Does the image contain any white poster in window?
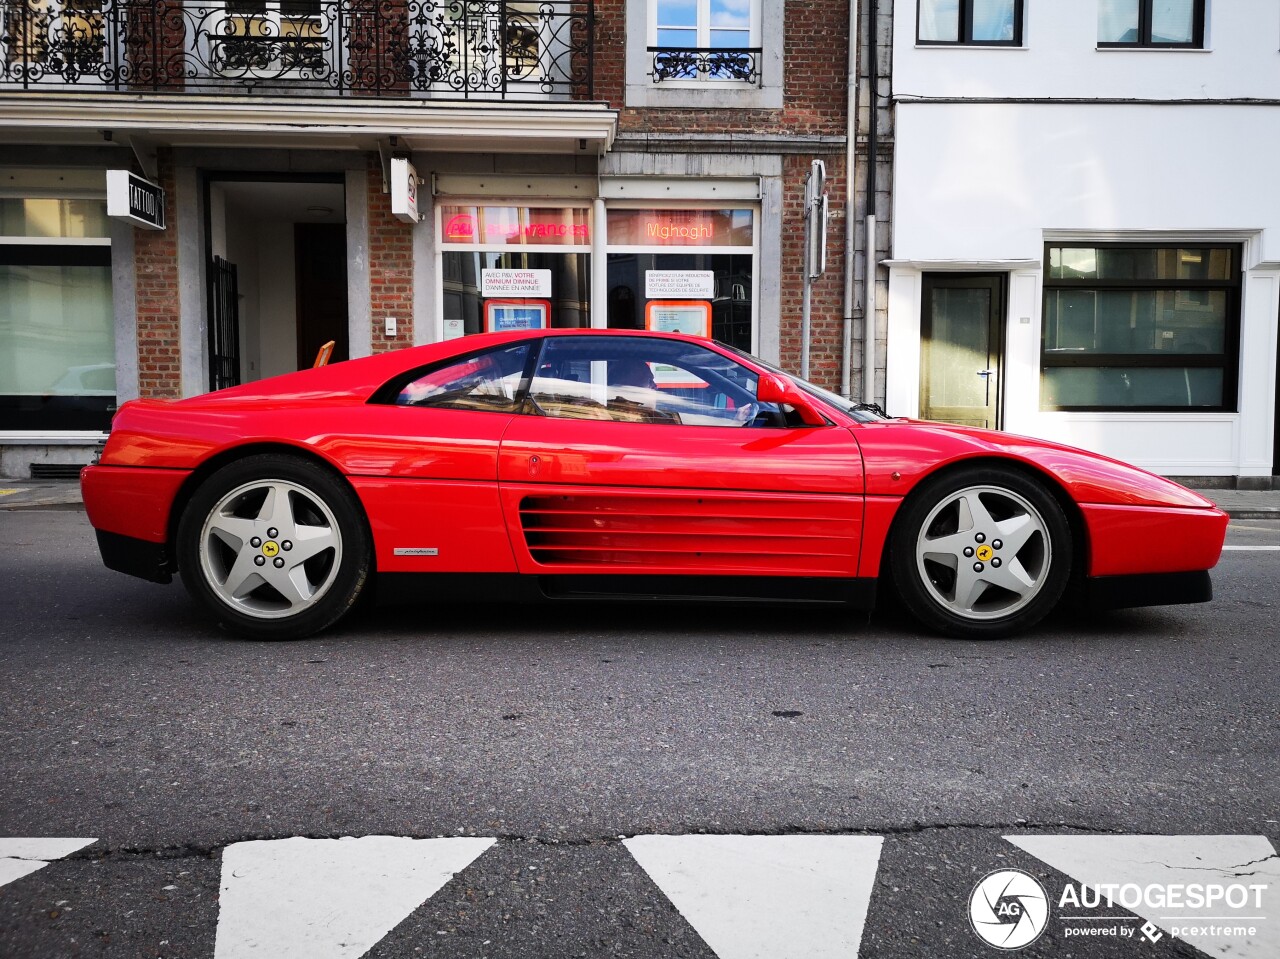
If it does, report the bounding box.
[645,270,715,299]
[443,319,466,340]
[482,269,552,297]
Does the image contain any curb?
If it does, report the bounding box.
[1221,508,1280,521]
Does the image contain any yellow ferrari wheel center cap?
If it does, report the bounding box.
[262,541,280,558]
[976,544,993,562]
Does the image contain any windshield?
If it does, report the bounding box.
[719,343,890,423]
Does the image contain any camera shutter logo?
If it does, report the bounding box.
[969,868,1050,950]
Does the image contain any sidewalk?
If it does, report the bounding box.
[3,478,1278,519]
[0,480,84,510]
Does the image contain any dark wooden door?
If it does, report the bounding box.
[294,223,349,370]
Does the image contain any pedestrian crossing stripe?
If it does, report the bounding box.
[624,834,883,959]
[1009,834,1279,959]
[3,833,1277,959]
[214,836,495,959]
[0,838,97,889]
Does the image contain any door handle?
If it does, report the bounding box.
[976,369,994,377]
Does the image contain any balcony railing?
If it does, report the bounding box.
[648,45,760,85]
[0,0,595,98]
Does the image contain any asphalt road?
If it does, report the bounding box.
[1,508,1276,959]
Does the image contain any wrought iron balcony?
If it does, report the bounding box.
[0,0,595,98]
[648,45,760,85]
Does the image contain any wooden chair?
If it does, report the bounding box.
[312,340,336,368]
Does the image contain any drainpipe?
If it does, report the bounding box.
[862,0,879,407]
[841,0,861,398]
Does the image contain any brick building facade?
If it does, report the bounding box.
[0,0,884,477]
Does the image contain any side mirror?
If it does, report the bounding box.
[756,373,827,426]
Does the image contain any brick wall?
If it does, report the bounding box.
[592,0,854,390]
[778,152,848,381]
[593,0,850,138]
[135,148,182,398]
[366,154,415,353]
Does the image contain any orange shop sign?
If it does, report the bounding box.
[441,206,590,246]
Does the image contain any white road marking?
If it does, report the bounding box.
[624,834,883,959]
[1222,545,1280,550]
[1008,834,1280,959]
[214,836,494,959]
[0,838,97,888]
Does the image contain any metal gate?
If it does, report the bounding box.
[208,255,240,391]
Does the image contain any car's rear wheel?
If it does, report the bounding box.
[176,455,370,639]
[889,467,1071,639]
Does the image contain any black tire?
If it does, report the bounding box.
[176,454,371,639]
[888,466,1072,639]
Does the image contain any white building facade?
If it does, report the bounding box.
[885,0,1280,483]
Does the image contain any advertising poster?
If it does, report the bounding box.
[645,300,712,338]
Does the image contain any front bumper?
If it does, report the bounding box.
[1085,569,1212,611]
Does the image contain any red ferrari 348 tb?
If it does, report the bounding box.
[81,329,1228,640]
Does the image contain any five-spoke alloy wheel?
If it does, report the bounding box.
[177,455,371,639]
[890,467,1072,638]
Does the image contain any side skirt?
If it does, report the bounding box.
[374,573,877,609]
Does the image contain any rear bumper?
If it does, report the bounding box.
[1085,569,1212,611]
[95,529,172,584]
[81,464,189,543]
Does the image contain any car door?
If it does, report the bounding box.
[340,341,533,574]
[497,335,865,577]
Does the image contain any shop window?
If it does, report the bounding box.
[438,204,591,339]
[1040,244,1240,411]
[606,208,755,353]
[918,0,1022,45]
[1098,0,1204,48]
[0,198,114,431]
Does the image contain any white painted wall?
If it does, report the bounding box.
[225,216,261,383]
[894,0,1280,101]
[888,101,1280,475]
[893,103,1280,266]
[256,224,297,380]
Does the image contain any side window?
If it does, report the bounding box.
[528,337,775,427]
[389,343,531,412]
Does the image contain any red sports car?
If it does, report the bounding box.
[81,329,1228,640]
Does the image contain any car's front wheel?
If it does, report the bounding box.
[889,467,1072,639]
[176,455,370,639]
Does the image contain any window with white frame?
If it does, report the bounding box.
[917,0,1022,45]
[1098,0,1204,48]
[649,0,762,83]
[205,0,330,79]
